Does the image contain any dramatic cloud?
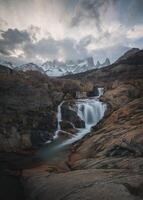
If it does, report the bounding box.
[71,0,143,29]
[71,0,115,30]
[0,0,143,64]
[0,28,31,56]
[0,28,90,62]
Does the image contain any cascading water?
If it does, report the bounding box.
[98,87,104,96]
[77,99,105,126]
[54,101,64,139]
[55,88,106,146]
[38,88,106,163]
[60,98,106,146]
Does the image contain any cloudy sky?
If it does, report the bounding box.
[0,0,143,64]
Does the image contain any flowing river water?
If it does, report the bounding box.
[36,88,106,166]
[0,92,106,168]
[0,89,106,200]
[0,88,106,200]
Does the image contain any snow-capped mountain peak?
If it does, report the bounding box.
[1,56,111,77]
[0,60,15,69]
[95,58,111,68]
[15,63,45,73]
[42,57,96,76]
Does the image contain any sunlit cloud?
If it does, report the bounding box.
[0,0,143,64]
[127,25,143,39]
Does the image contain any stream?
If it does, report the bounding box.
[0,89,106,168]
[37,88,106,166]
[0,88,106,200]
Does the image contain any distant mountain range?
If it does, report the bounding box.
[0,60,15,69]
[0,48,141,76]
[0,57,111,76]
[41,57,110,76]
[15,63,45,74]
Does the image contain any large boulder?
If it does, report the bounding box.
[60,121,74,130]
[60,121,77,135]
[61,102,85,128]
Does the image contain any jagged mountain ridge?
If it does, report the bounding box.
[1,48,142,77]
[0,60,15,69]
[95,58,110,68]
[42,57,110,76]
[0,57,110,76]
[15,63,45,73]
[16,57,110,76]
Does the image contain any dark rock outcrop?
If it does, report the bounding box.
[0,71,64,152]
[116,48,140,63]
[87,86,99,97]
[0,64,13,74]
[61,102,85,129]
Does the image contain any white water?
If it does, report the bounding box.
[54,88,106,146]
[54,101,64,139]
[60,99,106,146]
[39,88,106,163]
[98,87,104,96]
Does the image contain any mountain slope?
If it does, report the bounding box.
[15,63,45,74]
[42,57,110,76]
[0,60,15,69]
[115,48,140,63]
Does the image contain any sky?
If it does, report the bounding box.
[0,0,143,65]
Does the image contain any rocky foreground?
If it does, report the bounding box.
[21,49,143,200]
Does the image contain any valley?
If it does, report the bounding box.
[0,48,143,200]
[0,0,143,199]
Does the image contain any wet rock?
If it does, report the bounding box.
[60,121,74,130]
[87,86,99,97]
[61,102,85,128]
[60,122,77,133]
[31,130,54,146]
[58,130,74,139]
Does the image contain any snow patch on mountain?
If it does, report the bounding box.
[0,60,15,69]
[15,63,45,73]
[95,58,110,68]
[42,57,98,76]
[0,57,111,77]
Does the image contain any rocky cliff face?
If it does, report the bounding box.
[0,68,84,152]
[0,69,65,152]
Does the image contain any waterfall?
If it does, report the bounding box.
[54,101,64,139]
[60,98,106,145]
[77,99,105,127]
[98,87,104,97]
[53,88,106,146]
[42,87,106,162]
